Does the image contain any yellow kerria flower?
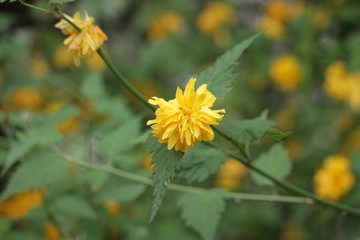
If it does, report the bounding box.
[197,1,235,35]
[313,155,354,201]
[42,222,61,240]
[216,158,247,191]
[269,54,302,90]
[147,11,183,42]
[147,77,225,152]
[323,61,349,101]
[0,189,43,219]
[55,11,107,66]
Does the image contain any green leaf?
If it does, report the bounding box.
[50,0,75,4]
[149,137,183,222]
[195,32,262,98]
[0,217,11,238]
[1,151,68,199]
[250,144,292,186]
[80,72,106,100]
[267,129,292,141]
[178,188,227,240]
[230,112,276,144]
[94,183,146,202]
[28,125,62,145]
[81,169,109,189]
[177,145,227,183]
[3,137,35,175]
[96,117,141,159]
[51,195,96,219]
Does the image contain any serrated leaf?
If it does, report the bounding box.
[96,118,141,158]
[250,144,292,186]
[178,188,227,240]
[50,0,74,4]
[94,183,146,202]
[1,151,68,199]
[177,145,227,183]
[149,137,183,222]
[195,32,262,98]
[231,118,275,145]
[51,195,96,219]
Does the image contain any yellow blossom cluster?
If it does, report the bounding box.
[0,190,43,219]
[269,54,302,91]
[147,11,183,42]
[2,87,42,111]
[216,158,247,191]
[147,78,225,152]
[257,0,304,39]
[313,155,354,201]
[55,12,107,66]
[324,61,360,111]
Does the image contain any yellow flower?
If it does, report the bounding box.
[269,55,302,90]
[103,201,121,217]
[53,45,73,69]
[147,11,183,42]
[347,72,360,111]
[313,155,354,201]
[323,61,349,101]
[55,12,107,66]
[42,222,61,240]
[256,16,285,39]
[85,53,106,71]
[29,57,50,78]
[197,2,235,35]
[216,158,246,191]
[266,0,291,22]
[147,78,225,152]
[4,87,42,111]
[0,190,43,219]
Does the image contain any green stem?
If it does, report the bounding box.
[19,1,51,14]
[52,146,311,204]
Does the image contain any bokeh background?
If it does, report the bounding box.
[1,0,360,239]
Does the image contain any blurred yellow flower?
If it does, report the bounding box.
[269,55,302,90]
[313,155,354,201]
[311,7,331,30]
[0,190,43,219]
[323,61,349,101]
[4,87,42,111]
[55,12,107,66]
[85,53,106,71]
[103,201,121,217]
[216,158,247,191]
[42,222,61,240]
[197,2,235,35]
[141,155,153,171]
[266,0,291,22]
[147,11,183,42]
[347,72,360,111]
[257,16,284,39]
[44,102,80,133]
[53,45,73,69]
[147,77,225,152]
[29,57,50,78]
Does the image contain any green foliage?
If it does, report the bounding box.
[195,31,263,98]
[250,144,292,186]
[80,72,106,100]
[149,137,183,222]
[0,218,11,239]
[178,188,227,240]
[177,145,227,183]
[266,129,292,141]
[4,136,34,174]
[96,117,141,158]
[94,182,146,202]
[51,195,97,219]
[230,112,276,145]
[49,0,75,4]
[1,150,68,199]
